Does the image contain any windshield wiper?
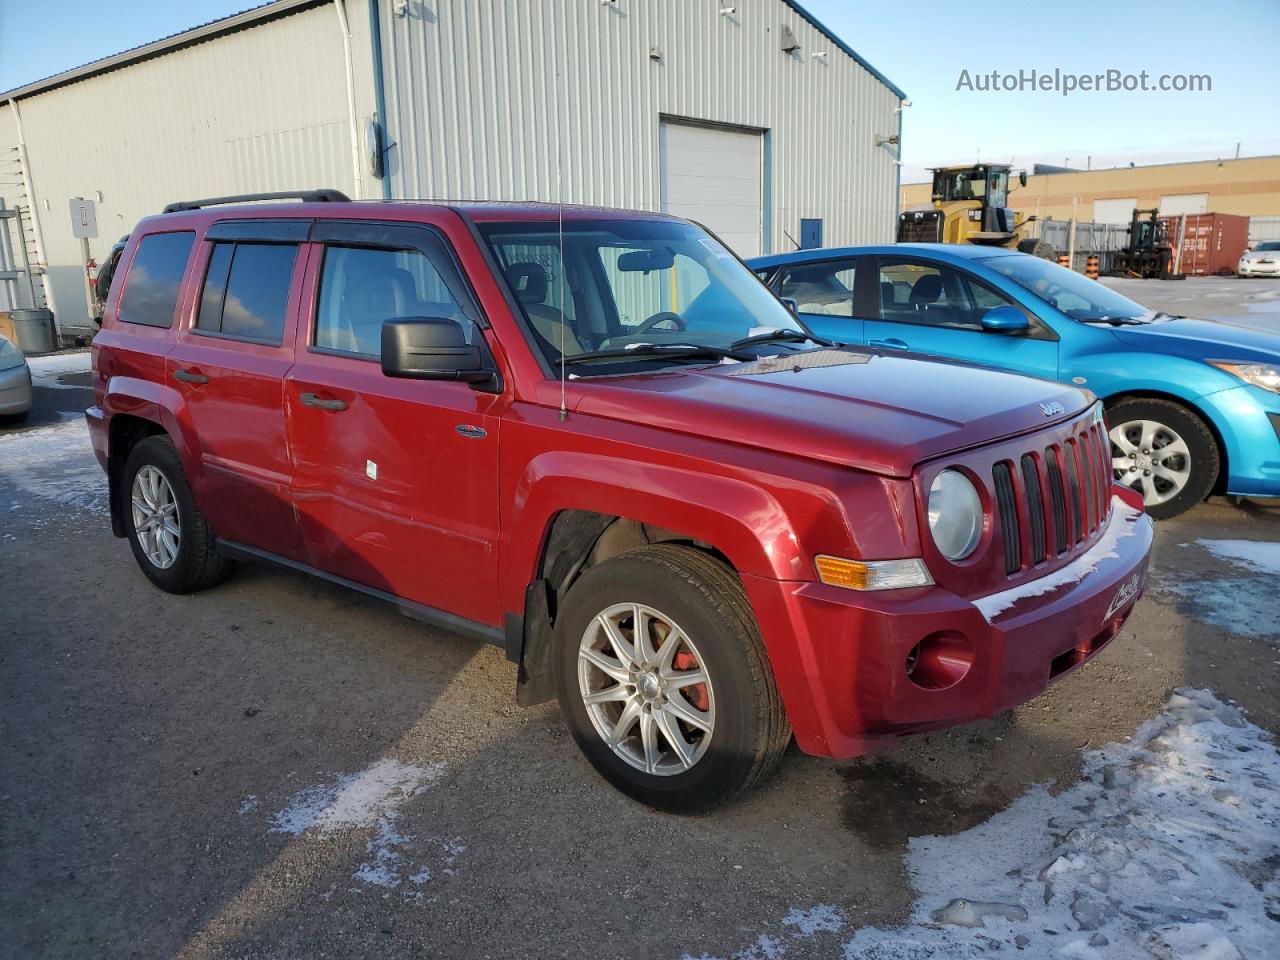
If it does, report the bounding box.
[1077,315,1148,326]
[563,343,753,365]
[730,329,834,349]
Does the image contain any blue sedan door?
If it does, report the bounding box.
[774,257,867,344]
[864,256,1059,379]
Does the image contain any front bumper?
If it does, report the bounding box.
[1239,261,1280,276]
[0,363,33,415]
[1198,384,1280,497]
[744,493,1153,759]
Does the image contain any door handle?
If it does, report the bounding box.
[300,391,348,411]
[869,337,908,350]
[173,368,208,384]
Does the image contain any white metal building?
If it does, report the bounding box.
[1,0,905,339]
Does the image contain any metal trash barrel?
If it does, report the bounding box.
[10,308,55,354]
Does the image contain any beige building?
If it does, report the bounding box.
[900,155,1280,223]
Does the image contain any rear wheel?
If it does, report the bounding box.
[1106,398,1218,519]
[554,544,790,812]
[123,436,231,593]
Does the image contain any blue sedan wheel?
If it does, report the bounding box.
[1106,398,1220,519]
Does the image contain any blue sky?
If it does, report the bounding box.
[3,0,1277,183]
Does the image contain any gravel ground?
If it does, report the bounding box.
[2,345,1277,959]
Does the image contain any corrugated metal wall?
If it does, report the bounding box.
[377,0,901,254]
[0,3,370,332]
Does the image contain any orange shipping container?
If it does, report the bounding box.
[1162,213,1251,276]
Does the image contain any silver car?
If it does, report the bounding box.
[0,334,33,422]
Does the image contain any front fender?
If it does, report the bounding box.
[501,450,805,613]
[1063,351,1238,404]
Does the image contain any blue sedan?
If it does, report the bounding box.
[748,244,1280,518]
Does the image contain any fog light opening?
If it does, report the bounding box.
[905,631,974,691]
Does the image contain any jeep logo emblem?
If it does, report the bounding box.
[1040,401,1065,417]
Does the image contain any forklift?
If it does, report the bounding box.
[1110,208,1182,279]
[897,163,1056,259]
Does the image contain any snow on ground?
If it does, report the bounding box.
[1154,541,1280,642]
[1196,540,1280,577]
[261,758,462,899]
[0,417,106,516]
[683,689,1279,960]
[25,349,92,387]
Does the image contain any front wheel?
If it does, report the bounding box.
[1106,398,1219,519]
[554,544,790,812]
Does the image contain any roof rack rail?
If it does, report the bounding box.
[162,189,351,214]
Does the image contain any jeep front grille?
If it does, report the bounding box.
[991,421,1113,575]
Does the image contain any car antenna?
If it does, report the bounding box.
[556,64,568,422]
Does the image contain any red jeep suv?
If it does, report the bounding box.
[87,191,1153,811]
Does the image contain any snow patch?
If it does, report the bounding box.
[0,418,106,514]
[688,689,1279,960]
[270,758,443,835]
[974,498,1143,621]
[25,350,91,378]
[1197,539,1280,577]
[782,904,846,937]
[266,758,461,898]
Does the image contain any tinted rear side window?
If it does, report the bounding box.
[118,232,195,328]
[314,245,470,357]
[196,243,297,345]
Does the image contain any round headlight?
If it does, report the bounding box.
[928,469,983,561]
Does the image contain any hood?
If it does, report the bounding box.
[1112,316,1280,363]
[568,349,1091,477]
[1241,249,1280,261]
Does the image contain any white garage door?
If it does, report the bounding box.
[1093,198,1138,224]
[1160,193,1209,216]
[659,122,763,258]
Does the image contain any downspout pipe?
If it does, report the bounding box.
[893,101,904,240]
[368,0,392,199]
[333,0,363,199]
[7,98,59,338]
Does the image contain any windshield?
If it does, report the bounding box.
[1255,241,1280,252]
[977,253,1156,322]
[480,219,804,371]
[932,168,987,202]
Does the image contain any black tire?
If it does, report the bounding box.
[1105,398,1219,520]
[554,544,790,812]
[1017,238,1056,260]
[123,436,231,593]
[0,410,30,427]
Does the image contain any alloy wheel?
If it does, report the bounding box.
[1109,418,1192,507]
[131,465,182,569]
[577,602,715,776]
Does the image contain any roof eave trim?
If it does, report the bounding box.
[782,0,907,100]
[0,0,326,104]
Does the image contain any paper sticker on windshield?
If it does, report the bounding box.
[698,237,733,259]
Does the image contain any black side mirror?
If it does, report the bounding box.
[1019,171,1028,188]
[381,317,493,385]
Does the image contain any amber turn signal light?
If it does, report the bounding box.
[814,555,933,591]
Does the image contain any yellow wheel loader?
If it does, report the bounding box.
[897,163,1056,259]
